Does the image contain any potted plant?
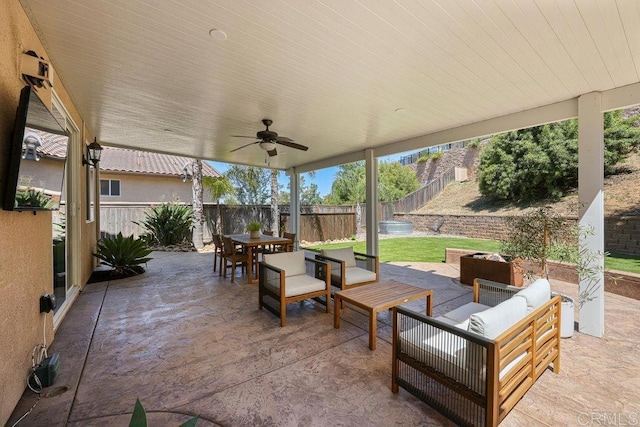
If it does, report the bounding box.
[247,221,262,239]
[500,206,604,338]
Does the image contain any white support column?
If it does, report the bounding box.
[365,149,379,256]
[578,92,605,338]
[287,168,300,250]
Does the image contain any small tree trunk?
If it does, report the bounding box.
[216,200,223,234]
[192,160,204,249]
[270,169,279,233]
[355,200,362,236]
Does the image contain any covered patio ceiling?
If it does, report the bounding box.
[20,0,640,170]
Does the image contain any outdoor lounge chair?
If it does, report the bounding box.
[258,250,331,326]
[315,247,379,292]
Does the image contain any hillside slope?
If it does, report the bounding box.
[415,151,640,217]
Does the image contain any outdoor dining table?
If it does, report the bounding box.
[226,233,293,284]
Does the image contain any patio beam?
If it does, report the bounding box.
[578,92,605,338]
[287,167,300,250]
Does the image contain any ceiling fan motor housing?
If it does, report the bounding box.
[256,129,278,141]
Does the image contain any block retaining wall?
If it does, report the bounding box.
[395,213,640,257]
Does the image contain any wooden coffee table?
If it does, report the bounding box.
[334,280,433,350]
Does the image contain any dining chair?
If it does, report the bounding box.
[222,236,249,283]
[212,234,224,274]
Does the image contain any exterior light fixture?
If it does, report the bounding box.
[83,137,102,166]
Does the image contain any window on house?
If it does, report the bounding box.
[100,179,121,196]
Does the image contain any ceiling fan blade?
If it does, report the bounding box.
[229,141,258,153]
[276,139,308,151]
[230,135,258,139]
[276,136,294,142]
[267,148,278,157]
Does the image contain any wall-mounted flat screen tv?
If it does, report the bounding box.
[3,86,69,211]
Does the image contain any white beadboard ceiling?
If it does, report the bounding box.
[19,0,640,170]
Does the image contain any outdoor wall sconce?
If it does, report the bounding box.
[82,138,103,166]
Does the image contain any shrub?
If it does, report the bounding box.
[94,232,152,275]
[430,151,443,161]
[135,203,193,246]
[15,189,51,208]
[417,154,429,163]
[466,139,480,148]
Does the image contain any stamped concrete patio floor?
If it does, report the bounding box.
[9,251,640,426]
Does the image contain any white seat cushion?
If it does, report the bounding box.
[322,247,356,268]
[332,266,376,285]
[468,297,528,339]
[263,251,306,277]
[285,274,327,297]
[442,302,491,324]
[514,278,550,312]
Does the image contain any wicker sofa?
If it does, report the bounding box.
[392,278,561,427]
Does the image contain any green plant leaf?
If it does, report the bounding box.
[179,417,199,427]
[129,398,147,427]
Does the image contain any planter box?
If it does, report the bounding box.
[459,253,523,287]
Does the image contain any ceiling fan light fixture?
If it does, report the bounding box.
[259,141,277,151]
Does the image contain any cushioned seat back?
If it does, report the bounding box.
[468,297,528,339]
[321,247,356,268]
[514,278,551,311]
[263,251,306,277]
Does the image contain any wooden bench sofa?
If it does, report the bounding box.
[392,278,561,426]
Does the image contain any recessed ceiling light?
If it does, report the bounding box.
[395,108,406,113]
[209,29,227,41]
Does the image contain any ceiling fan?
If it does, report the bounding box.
[230,119,308,157]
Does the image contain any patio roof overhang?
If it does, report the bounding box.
[19,0,640,170]
[19,1,640,338]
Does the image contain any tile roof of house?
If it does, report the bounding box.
[26,128,68,160]
[99,146,221,178]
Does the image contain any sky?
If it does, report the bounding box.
[208,152,409,198]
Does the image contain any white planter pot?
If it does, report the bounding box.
[249,230,260,239]
[560,295,575,338]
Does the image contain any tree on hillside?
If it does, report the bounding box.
[325,162,366,205]
[225,165,270,204]
[478,110,640,202]
[203,175,235,234]
[324,161,419,204]
[378,161,420,202]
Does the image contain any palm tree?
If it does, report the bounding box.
[203,175,235,234]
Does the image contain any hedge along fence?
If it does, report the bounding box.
[395,213,640,257]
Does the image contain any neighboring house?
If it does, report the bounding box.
[16,127,68,208]
[99,147,220,203]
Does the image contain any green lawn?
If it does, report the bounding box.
[304,237,640,274]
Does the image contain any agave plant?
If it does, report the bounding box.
[94,232,153,275]
[15,188,52,208]
[134,203,193,246]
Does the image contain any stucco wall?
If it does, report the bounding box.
[100,172,214,203]
[0,1,97,423]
